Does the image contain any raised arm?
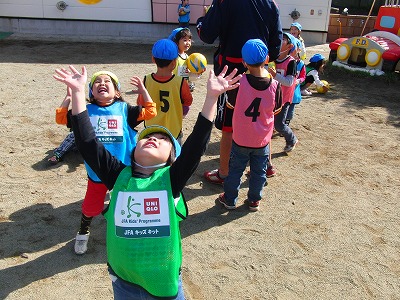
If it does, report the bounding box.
[170,66,242,197]
[130,75,156,121]
[53,65,88,115]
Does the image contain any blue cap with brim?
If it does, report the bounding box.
[283,32,297,46]
[283,32,297,53]
[168,27,185,41]
[138,125,181,157]
[241,39,268,65]
[310,53,326,63]
[152,39,178,60]
[291,22,302,31]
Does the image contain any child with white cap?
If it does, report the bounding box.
[137,39,193,144]
[218,39,282,212]
[53,63,241,300]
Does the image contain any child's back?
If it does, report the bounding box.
[220,39,282,212]
[233,73,280,148]
[138,39,193,140]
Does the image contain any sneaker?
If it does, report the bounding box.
[247,200,260,212]
[301,89,312,96]
[204,169,224,185]
[283,139,299,153]
[217,193,236,210]
[74,232,90,255]
[266,165,276,178]
[47,153,61,165]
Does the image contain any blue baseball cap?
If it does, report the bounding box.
[138,125,181,157]
[152,39,178,60]
[291,22,302,31]
[241,39,269,65]
[310,53,326,63]
[168,27,185,41]
[283,32,297,53]
[283,32,296,46]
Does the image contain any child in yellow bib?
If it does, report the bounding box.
[137,39,193,144]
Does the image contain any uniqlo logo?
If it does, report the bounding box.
[144,198,160,215]
[108,119,118,129]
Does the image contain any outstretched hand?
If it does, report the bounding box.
[53,65,87,92]
[53,65,88,115]
[206,65,242,98]
[201,65,242,121]
[129,76,146,94]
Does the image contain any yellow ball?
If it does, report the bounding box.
[78,0,102,5]
[316,80,330,94]
[187,53,207,74]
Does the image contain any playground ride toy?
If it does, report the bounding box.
[329,0,400,75]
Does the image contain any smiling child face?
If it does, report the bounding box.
[91,74,119,106]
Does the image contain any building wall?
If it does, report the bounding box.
[327,14,376,42]
[0,0,332,45]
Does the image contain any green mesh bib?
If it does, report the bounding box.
[105,167,187,297]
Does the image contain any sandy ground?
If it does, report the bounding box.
[0,36,399,300]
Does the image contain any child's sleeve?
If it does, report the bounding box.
[310,70,324,87]
[170,113,213,198]
[298,64,306,84]
[136,76,147,106]
[275,60,296,87]
[300,39,307,61]
[181,79,193,107]
[72,110,125,190]
[273,83,283,115]
[137,102,157,121]
[55,107,69,125]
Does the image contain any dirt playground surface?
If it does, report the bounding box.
[0,37,399,299]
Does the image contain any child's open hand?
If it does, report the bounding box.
[201,66,242,121]
[206,65,242,98]
[53,65,87,92]
[129,76,146,94]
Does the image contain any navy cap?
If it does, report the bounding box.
[241,39,268,65]
[310,53,326,63]
[152,39,178,60]
[291,22,302,31]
